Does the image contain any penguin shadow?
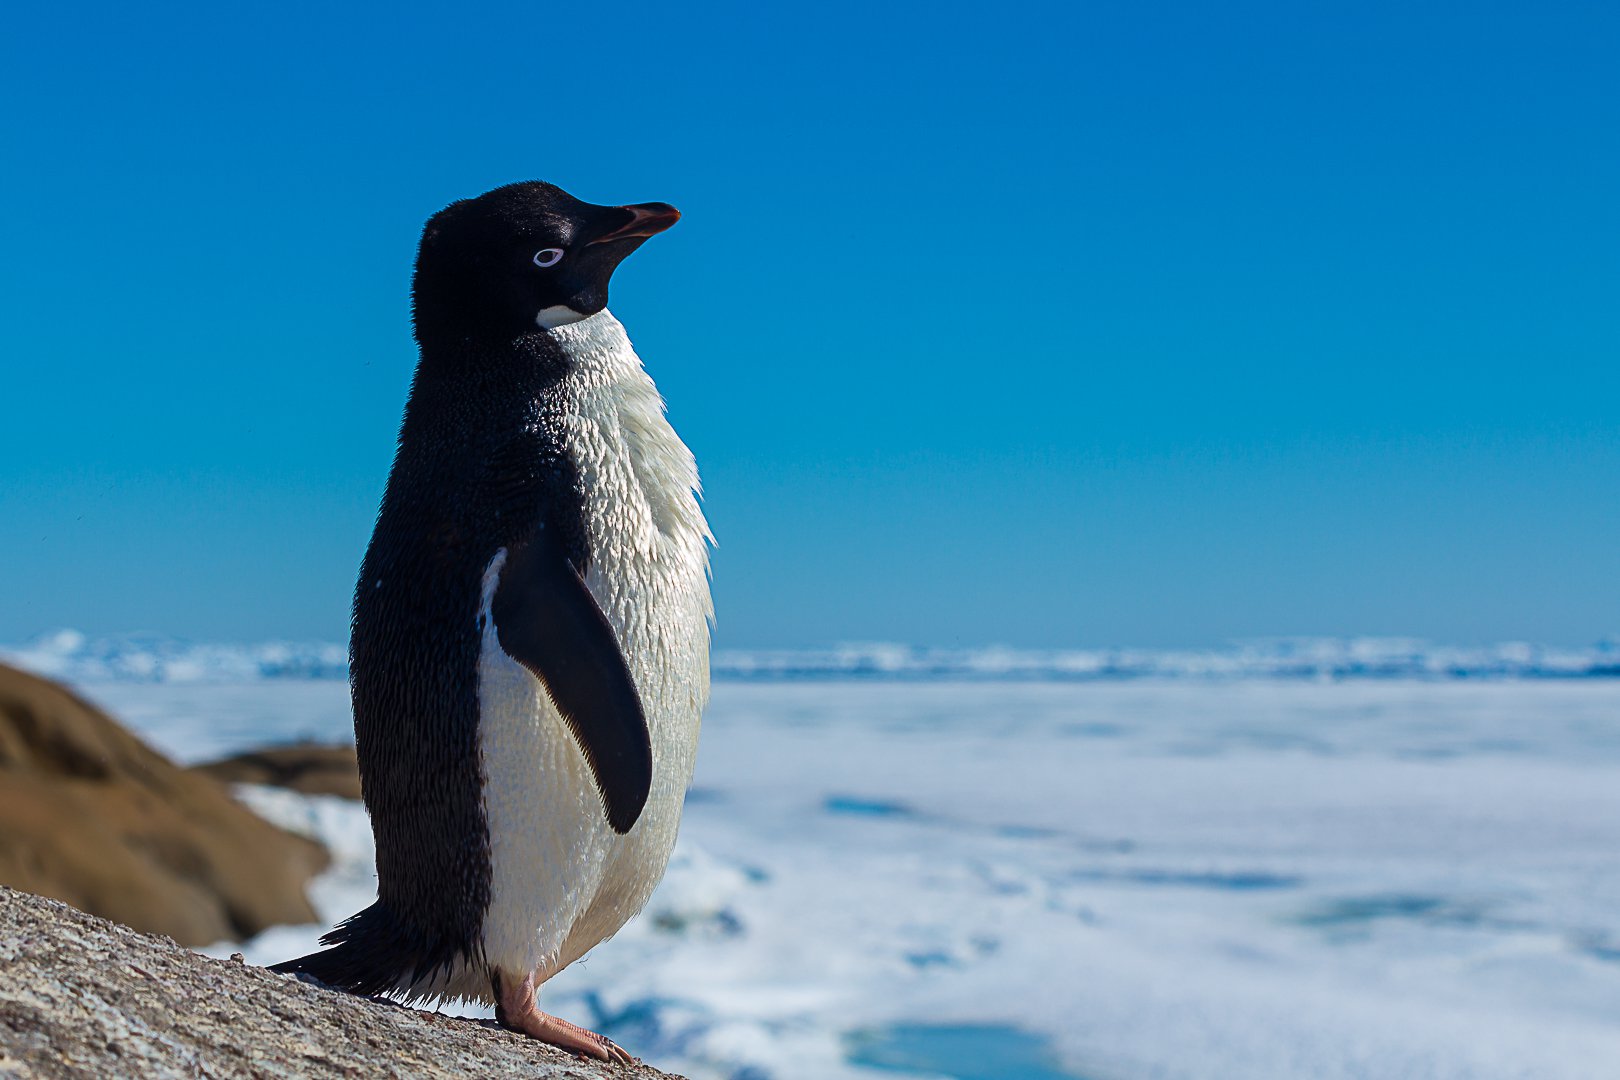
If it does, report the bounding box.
[285,970,651,1065]
[283,969,470,1023]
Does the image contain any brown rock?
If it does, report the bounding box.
[0,664,329,947]
[192,742,362,800]
[0,886,686,1080]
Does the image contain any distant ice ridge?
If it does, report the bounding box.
[719,638,1620,680]
[3,629,348,684]
[5,628,1618,684]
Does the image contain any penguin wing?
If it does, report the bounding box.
[491,526,652,834]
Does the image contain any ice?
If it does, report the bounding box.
[2,630,347,684]
[9,630,1620,685]
[56,676,1620,1079]
[71,680,356,764]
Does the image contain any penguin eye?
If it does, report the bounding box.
[533,248,565,268]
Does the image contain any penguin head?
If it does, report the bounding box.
[412,181,679,343]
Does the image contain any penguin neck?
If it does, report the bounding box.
[411,308,637,382]
[543,309,645,382]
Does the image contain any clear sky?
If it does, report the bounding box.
[2,1,1616,648]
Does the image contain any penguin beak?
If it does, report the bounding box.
[589,203,681,246]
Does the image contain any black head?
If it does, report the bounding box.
[411,181,679,345]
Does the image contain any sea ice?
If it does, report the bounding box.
[65,677,1620,1080]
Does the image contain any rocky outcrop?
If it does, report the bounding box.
[0,886,683,1079]
[191,743,362,800]
[0,664,329,946]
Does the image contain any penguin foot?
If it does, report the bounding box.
[495,971,633,1065]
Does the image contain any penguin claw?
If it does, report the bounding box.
[495,971,636,1065]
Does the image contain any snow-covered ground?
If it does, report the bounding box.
[51,674,1620,1080]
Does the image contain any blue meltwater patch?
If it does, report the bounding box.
[844,1023,1092,1080]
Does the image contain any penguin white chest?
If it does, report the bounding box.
[475,309,713,985]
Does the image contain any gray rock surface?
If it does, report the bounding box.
[0,887,684,1080]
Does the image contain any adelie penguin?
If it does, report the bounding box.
[273,181,713,1062]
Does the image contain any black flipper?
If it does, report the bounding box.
[492,525,652,834]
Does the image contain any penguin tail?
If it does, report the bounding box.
[270,901,472,1001]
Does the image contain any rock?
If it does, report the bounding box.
[192,743,362,800]
[0,664,329,946]
[0,886,684,1080]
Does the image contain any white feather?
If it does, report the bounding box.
[535,304,588,329]
[476,308,713,989]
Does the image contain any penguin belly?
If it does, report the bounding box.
[475,308,713,987]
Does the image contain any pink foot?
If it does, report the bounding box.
[494,970,633,1065]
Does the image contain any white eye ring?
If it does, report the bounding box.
[533,248,565,268]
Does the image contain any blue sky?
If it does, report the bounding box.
[2,1,1616,647]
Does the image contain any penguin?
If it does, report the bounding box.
[273,181,713,1063]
